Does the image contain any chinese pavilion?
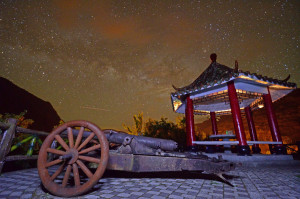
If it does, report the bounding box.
[171,53,297,155]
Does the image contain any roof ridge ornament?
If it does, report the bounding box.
[210,53,217,63]
[172,84,180,91]
[282,74,290,82]
[234,60,239,73]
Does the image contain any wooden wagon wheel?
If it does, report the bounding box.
[38,120,109,197]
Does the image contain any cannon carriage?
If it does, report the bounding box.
[38,120,235,197]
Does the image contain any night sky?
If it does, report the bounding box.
[1,1,299,130]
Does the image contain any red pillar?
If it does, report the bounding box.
[244,106,261,154]
[263,87,286,154]
[227,81,250,155]
[185,95,196,151]
[210,112,218,135]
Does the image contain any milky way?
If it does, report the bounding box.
[1,0,299,130]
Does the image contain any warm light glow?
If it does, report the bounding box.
[269,84,293,89]
[216,109,232,113]
[255,80,270,85]
[173,99,182,112]
[194,110,210,115]
[238,75,269,85]
[238,75,253,80]
[258,104,264,108]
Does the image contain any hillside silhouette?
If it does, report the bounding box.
[0,77,61,132]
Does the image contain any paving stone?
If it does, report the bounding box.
[24,188,36,192]
[20,195,33,199]
[111,197,122,199]
[100,189,113,194]
[160,189,173,194]
[187,191,198,196]
[131,191,144,196]
[84,195,101,199]
[0,190,13,195]
[141,193,155,198]
[175,189,186,194]
[195,196,209,199]
[129,187,142,191]
[169,195,184,199]
[10,191,23,197]
[101,193,115,198]
[151,195,167,199]
[158,192,169,197]
[147,190,160,195]
[211,196,222,199]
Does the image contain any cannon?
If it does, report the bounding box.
[38,120,235,197]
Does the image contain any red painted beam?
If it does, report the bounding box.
[227,81,248,146]
[245,106,258,143]
[210,112,218,135]
[245,106,261,153]
[185,95,196,148]
[263,88,283,145]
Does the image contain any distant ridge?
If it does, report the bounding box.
[0,77,61,132]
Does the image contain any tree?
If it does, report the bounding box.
[144,117,186,148]
[124,112,187,148]
[123,112,144,136]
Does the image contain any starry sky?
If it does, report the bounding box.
[1,0,299,130]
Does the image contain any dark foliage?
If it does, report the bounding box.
[144,117,186,148]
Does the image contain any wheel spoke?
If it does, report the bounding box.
[76,160,93,178]
[90,140,99,144]
[50,162,66,180]
[45,159,63,168]
[79,144,101,155]
[74,127,84,149]
[77,132,95,151]
[72,163,80,186]
[55,135,70,151]
[47,148,66,155]
[78,155,100,163]
[67,127,74,148]
[62,165,72,187]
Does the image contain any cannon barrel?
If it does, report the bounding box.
[103,129,178,151]
[61,128,178,152]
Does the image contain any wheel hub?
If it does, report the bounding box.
[60,148,79,164]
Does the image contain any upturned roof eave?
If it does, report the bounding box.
[171,72,296,114]
[172,72,297,98]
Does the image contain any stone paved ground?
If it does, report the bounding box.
[0,165,299,199]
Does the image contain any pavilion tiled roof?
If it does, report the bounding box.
[172,61,296,97]
[171,60,297,115]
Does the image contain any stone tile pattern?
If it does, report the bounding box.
[0,166,299,199]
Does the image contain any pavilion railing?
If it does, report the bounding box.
[0,118,49,174]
